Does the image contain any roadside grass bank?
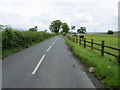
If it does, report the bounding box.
[2,28,58,59]
[64,36,119,89]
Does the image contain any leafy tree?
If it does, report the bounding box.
[61,23,70,33]
[49,20,62,33]
[107,30,114,34]
[44,29,47,32]
[77,27,86,34]
[34,26,38,31]
[29,26,37,31]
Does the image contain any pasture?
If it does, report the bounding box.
[68,33,119,63]
[84,34,119,63]
[84,34,119,48]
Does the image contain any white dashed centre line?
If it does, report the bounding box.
[55,38,58,42]
[32,55,45,74]
[47,46,52,51]
[32,36,59,74]
[52,42,55,44]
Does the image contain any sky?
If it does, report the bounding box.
[0,0,119,32]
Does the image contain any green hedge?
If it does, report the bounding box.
[2,28,57,58]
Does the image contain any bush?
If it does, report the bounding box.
[107,30,114,34]
[2,28,57,58]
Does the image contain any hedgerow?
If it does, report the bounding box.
[2,28,57,58]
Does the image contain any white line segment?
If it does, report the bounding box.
[52,42,55,44]
[32,55,45,74]
[55,38,58,42]
[47,46,52,51]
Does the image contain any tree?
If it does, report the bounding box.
[61,23,70,33]
[44,29,47,32]
[29,26,37,31]
[77,27,86,34]
[34,26,38,31]
[49,20,62,33]
[29,28,36,31]
[107,30,114,34]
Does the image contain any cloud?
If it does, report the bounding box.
[74,13,93,23]
[0,0,119,32]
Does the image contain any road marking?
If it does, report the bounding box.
[32,55,45,74]
[47,46,52,51]
[52,42,55,44]
[55,38,58,42]
[54,37,59,42]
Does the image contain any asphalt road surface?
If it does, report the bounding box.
[2,35,100,88]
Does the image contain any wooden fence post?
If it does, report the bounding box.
[71,36,72,42]
[101,41,104,56]
[72,36,74,42]
[70,36,72,41]
[79,38,81,45]
[118,50,120,65]
[84,38,86,48]
[73,36,75,42]
[76,36,77,43]
[71,36,73,42]
[73,36,74,42]
[74,36,76,43]
[69,36,70,40]
[91,39,94,50]
[74,36,75,43]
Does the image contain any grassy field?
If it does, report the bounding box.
[68,34,119,63]
[64,36,119,89]
[85,34,119,48]
[85,34,119,63]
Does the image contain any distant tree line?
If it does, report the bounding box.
[48,20,116,35]
[16,20,114,35]
[49,20,87,34]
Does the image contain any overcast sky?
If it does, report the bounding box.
[0,0,119,32]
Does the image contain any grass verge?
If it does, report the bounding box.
[64,36,119,89]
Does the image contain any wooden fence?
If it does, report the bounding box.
[66,35,120,60]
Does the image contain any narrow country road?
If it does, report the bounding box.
[3,35,97,88]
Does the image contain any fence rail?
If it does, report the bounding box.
[67,35,120,59]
